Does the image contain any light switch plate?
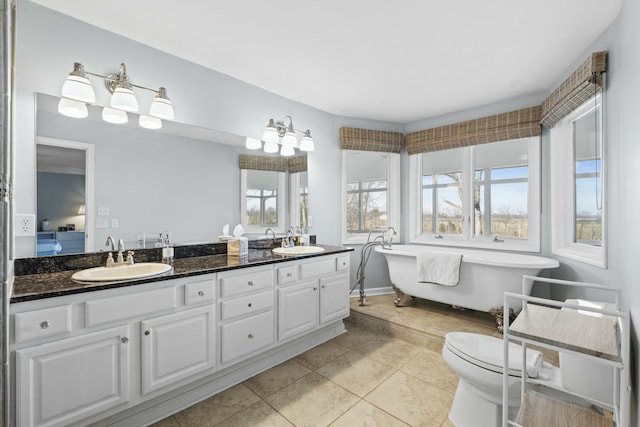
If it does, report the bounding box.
[97,206,110,216]
[96,219,109,229]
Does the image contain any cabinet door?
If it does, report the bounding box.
[278,281,319,342]
[141,305,215,396]
[16,325,131,427]
[320,275,350,325]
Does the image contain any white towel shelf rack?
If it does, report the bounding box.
[502,275,630,427]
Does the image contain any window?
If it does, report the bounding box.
[290,171,309,230]
[343,150,400,244]
[241,169,286,233]
[551,96,605,266]
[410,137,540,251]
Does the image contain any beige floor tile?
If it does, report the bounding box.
[213,400,294,427]
[294,339,350,370]
[173,384,261,427]
[440,416,456,427]
[401,349,459,394]
[148,416,180,427]
[243,359,311,399]
[316,349,397,397]
[265,372,359,426]
[329,400,410,427]
[366,371,454,427]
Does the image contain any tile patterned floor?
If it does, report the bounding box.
[151,295,508,427]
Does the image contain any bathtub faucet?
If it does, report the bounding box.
[382,227,397,249]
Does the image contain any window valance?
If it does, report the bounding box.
[239,154,288,172]
[405,106,541,155]
[540,51,606,128]
[340,127,403,153]
[288,155,307,174]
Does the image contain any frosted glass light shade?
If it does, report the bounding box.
[245,137,262,150]
[58,98,88,118]
[102,107,128,124]
[111,87,139,112]
[61,75,96,103]
[262,120,279,144]
[299,131,315,151]
[149,96,174,120]
[281,130,298,147]
[263,141,279,154]
[139,114,162,129]
[280,145,295,156]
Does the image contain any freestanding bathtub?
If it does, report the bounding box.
[374,245,559,312]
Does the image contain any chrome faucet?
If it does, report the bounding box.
[383,227,397,249]
[283,227,296,248]
[105,236,134,267]
[265,228,276,244]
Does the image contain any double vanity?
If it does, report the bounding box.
[10,243,353,427]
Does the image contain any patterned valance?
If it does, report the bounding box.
[239,154,288,172]
[541,51,607,128]
[340,127,403,153]
[288,155,307,174]
[405,106,542,155]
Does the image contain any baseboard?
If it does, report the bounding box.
[349,286,394,298]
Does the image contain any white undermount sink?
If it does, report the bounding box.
[71,262,172,282]
[272,246,325,256]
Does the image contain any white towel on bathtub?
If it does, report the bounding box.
[416,252,462,287]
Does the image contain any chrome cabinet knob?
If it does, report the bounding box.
[248,281,254,286]
[248,303,252,307]
[39,321,50,330]
[248,333,254,339]
[313,287,317,291]
[121,337,129,344]
[144,330,150,336]
[198,290,205,296]
[286,273,292,277]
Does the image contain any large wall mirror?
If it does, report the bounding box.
[33,93,309,257]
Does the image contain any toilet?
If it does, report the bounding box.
[442,300,615,427]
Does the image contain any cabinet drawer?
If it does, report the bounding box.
[219,268,273,298]
[14,305,72,344]
[220,290,273,321]
[336,255,350,271]
[85,286,177,327]
[220,311,274,365]
[299,258,335,279]
[185,279,215,306]
[277,265,298,285]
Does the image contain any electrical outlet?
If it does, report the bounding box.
[15,214,36,237]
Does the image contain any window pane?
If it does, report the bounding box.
[474,139,529,238]
[574,107,602,246]
[422,148,463,236]
[346,151,388,235]
[245,169,280,228]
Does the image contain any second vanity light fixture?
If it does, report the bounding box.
[245,115,315,156]
[58,62,175,129]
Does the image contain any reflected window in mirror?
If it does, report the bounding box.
[290,171,309,229]
[241,169,286,233]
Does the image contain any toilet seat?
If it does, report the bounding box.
[444,332,543,378]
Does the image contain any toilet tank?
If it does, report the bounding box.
[559,299,615,405]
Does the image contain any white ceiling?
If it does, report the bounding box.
[32,0,622,123]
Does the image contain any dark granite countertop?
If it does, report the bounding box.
[11,245,353,304]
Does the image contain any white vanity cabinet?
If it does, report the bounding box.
[140,305,215,395]
[10,274,217,427]
[15,325,131,427]
[10,249,352,427]
[218,266,275,367]
[277,255,350,342]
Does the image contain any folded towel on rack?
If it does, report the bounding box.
[416,252,462,287]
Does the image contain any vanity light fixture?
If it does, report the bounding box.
[246,115,315,155]
[58,62,175,129]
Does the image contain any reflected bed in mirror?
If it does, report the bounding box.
[33,93,310,258]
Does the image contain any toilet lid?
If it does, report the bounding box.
[445,332,543,378]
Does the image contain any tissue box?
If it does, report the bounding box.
[227,237,248,256]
